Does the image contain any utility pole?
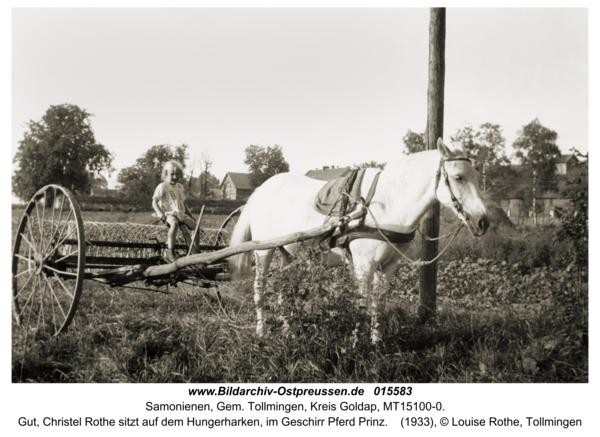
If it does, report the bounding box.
[419,8,445,323]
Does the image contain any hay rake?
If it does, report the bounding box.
[11,185,243,335]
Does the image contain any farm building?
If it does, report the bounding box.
[219,172,257,201]
[498,154,586,223]
[305,166,352,181]
[555,153,579,175]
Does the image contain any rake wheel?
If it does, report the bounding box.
[214,205,244,247]
[12,185,86,335]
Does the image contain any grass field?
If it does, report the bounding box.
[11,208,588,383]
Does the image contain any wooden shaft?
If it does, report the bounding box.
[419,8,445,323]
[141,211,364,278]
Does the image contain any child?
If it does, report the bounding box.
[152,161,197,263]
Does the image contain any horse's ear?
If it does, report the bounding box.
[437,138,467,159]
[437,138,452,159]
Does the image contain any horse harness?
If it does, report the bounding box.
[435,157,473,228]
[315,169,415,252]
[316,156,473,252]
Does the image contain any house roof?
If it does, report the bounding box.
[305,167,352,181]
[220,172,256,190]
[556,154,578,164]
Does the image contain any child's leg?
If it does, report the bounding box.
[181,216,199,252]
[181,216,197,230]
[166,216,179,249]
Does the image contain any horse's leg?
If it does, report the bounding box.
[351,257,377,345]
[351,241,404,344]
[371,255,403,342]
[276,247,294,331]
[278,246,293,267]
[253,249,275,337]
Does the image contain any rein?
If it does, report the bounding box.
[356,156,473,268]
[317,156,474,268]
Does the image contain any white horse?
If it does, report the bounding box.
[229,138,489,341]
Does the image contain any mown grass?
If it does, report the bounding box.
[11,209,587,383]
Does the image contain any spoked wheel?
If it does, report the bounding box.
[12,185,86,336]
[214,205,244,247]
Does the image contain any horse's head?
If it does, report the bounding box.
[435,138,490,237]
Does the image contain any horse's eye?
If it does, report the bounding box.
[454,175,463,182]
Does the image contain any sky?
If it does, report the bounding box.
[10,7,589,199]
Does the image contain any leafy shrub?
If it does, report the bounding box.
[555,149,588,270]
[265,249,363,352]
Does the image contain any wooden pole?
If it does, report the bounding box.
[419,8,445,323]
[142,208,366,278]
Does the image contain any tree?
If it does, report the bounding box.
[91,173,109,191]
[186,154,201,193]
[512,118,561,225]
[354,161,387,170]
[12,104,114,201]
[188,172,220,198]
[450,123,512,194]
[117,144,189,197]
[244,145,290,187]
[199,148,214,198]
[198,171,220,197]
[402,129,426,154]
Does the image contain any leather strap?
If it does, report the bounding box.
[364,171,381,206]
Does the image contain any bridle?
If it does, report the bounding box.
[434,157,472,228]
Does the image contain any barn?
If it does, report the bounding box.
[219,172,257,201]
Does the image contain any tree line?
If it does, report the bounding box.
[12,104,291,202]
[402,119,563,201]
[13,103,566,209]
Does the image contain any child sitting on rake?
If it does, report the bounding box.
[152,161,196,263]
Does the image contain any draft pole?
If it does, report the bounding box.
[419,7,445,323]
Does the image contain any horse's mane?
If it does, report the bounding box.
[384,149,438,172]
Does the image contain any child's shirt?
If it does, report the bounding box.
[153,182,186,220]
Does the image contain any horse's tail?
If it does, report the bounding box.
[228,201,254,281]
